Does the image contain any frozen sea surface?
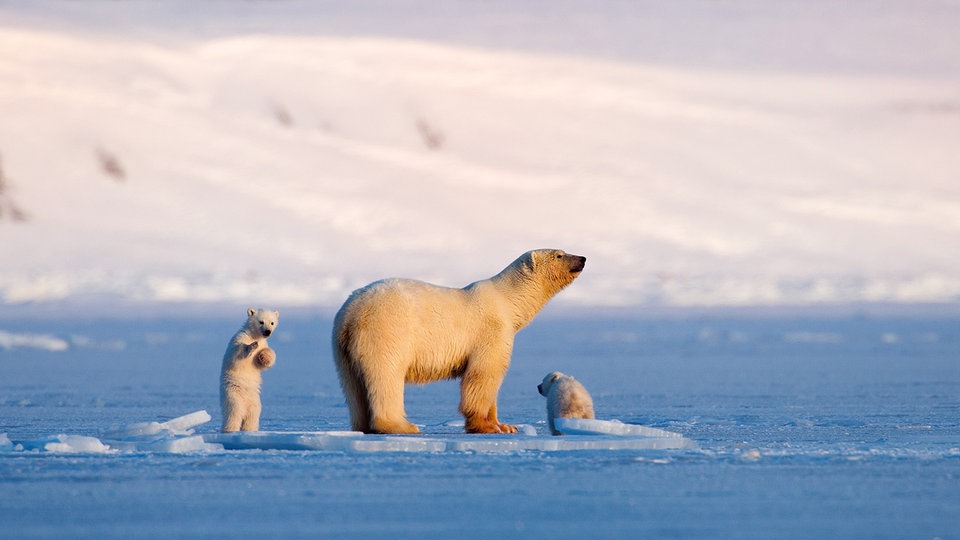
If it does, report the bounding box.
[1,308,958,539]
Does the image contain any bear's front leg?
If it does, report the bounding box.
[460,370,516,434]
[485,403,518,434]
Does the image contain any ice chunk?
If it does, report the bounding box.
[139,435,223,454]
[100,410,212,441]
[39,435,111,454]
[0,433,13,451]
[518,424,538,436]
[99,421,164,440]
[0,330,69,351]
[159,410,212,435]
[553,418,685,439]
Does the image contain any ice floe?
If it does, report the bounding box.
[2,410,696,454]
[205,430,695,452]
[205,420,696,453]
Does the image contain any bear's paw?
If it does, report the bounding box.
[254,347,276,369]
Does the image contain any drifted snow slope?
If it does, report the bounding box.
[1,9,959,308]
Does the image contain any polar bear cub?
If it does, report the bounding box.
[220,308,279,432]
[538,371,595,436]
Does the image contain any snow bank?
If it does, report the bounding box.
[1,10,959,309]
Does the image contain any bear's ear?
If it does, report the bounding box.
[248,308,256,317]
[274,310,279,318]
[522,251,537,273]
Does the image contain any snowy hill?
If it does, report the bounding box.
[1,2,959,310]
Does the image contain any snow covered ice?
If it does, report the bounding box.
[2,312,958,538]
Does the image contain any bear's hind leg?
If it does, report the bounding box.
[366,371,419,434]
[240,400,261,431]
[336,358,373,432]
[221,404,243,433]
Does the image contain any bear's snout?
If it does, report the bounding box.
[537,383,543,394]
[263,329,272,337]
[568,255,586,273]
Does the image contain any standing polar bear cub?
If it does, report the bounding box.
[220,308,279,432]
[333,249,586,434]
[538,371,595,435]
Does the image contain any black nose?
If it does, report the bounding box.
[263,329,272,337]
[570,256,586,273]
[537,384,543,393]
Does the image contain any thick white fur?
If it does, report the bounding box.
[220,308,279,432]
[538,371,595,436]
[333,249,586,434]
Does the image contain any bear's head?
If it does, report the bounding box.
[246,308,279,338]
[538,371,565,396]
[523,249,586,290]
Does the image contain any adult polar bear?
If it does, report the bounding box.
[333,249,586,434]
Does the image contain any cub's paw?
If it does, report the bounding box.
[254,347,276,369]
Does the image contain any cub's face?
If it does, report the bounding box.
[537,371,564,396]
[247,308,280,338]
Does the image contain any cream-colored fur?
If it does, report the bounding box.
[333,249,586,434]
[537,371,595,435]
[220,308,279,432]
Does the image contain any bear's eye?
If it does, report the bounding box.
[258,320,264,325]
[556,254,563,259]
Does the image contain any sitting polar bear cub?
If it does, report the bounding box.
[220,308,279,432]
[333,249,586,434]
[538,371,595,436]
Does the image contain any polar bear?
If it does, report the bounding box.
[220,308,279,432]
[332,249,586,434]
[537,371,595,435]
